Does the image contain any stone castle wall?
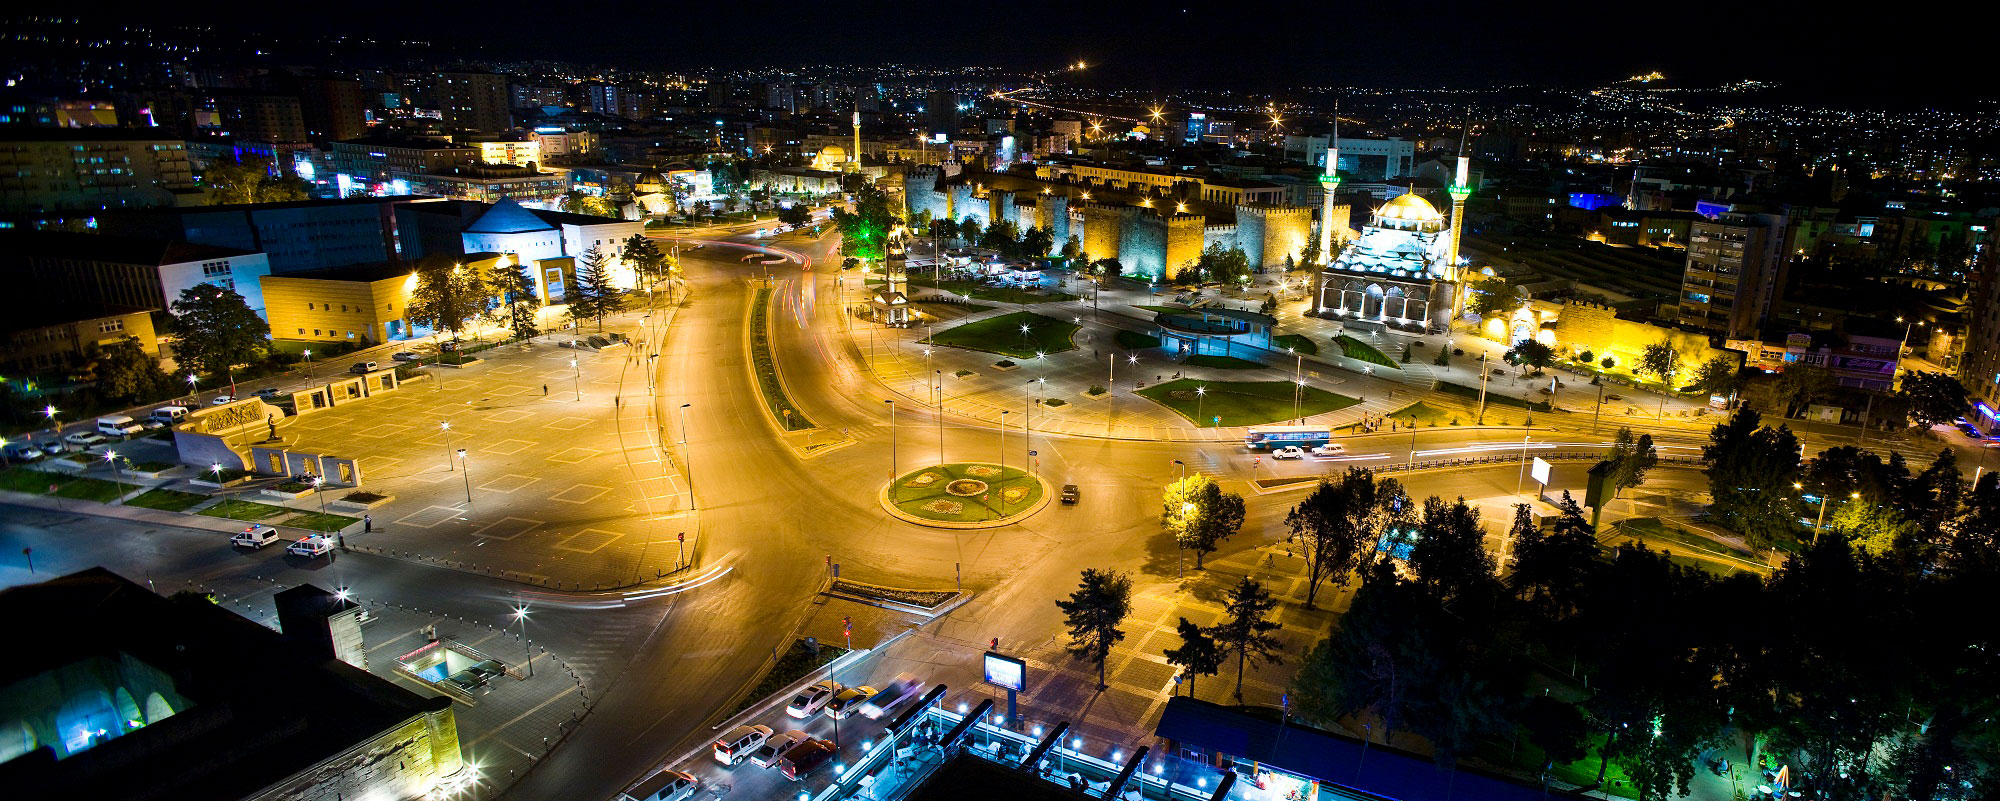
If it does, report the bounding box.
[1237,205,1312,268]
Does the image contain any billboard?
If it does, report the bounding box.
[983,652,1025,692]
[1531,457,1551,486]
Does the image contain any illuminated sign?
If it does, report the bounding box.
[1530,457,1551,485]
[983,652,1025,692]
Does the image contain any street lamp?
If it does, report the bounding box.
[885,399,898,479]
[105,450,122,481]
[570,357,581,401]
[456,448,471,504]
[440,421,455,471]
[999,410,1009,512]
[1514,433,1533,499]
[186,373,198,402]
[679,403,695,512]
[311,475,329,516]
[511,605,534,677]
[1195,385,1207,428]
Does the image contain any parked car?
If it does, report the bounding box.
[1311,443,1348,457]
[778,739,837,781]
[231,527,281,549]
[1956,421,1982,438]
[150,406,189,426]
[63,431,107,447]
[826,686,877,720]
[2,441,46,461]
[349,361,379,374]
[392,351,421,362]
[140,419,165,430]
[1271,446,1306,460]
[750,730,811,768]
[1061,484,1080,504]
[211,395,235,405]
[859,674,924,720]
[96,415,144,438]
[287,536,335,558]
[620,770,699,801]
[38,440,66,455]
[785,680,839,718]
[255,387,283,399]
[713,724,773,766]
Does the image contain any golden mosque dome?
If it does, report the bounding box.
[1377,192,1443,223]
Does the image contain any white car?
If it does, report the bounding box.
[860,674,924,719]
[287,536,335,558]
[1311,444,1348,457]
[826,686,877,720]
[749,729,810,769]
[785,680,839,718]
[713,724,773,766]
[232,526,281,549]
[1271,446,1306,460]
[211,395,235,406]
[64,431,107,447]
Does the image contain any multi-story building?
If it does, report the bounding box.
[433,71,511,133]
[293,77,367,143]
[409,164,568,205]
[1284,135,1417,181]
[1963,215,2000,430]
[2,230,271,316]
[0,568,465,801]
[0,129,199,217]
[530,127,597,160]
[99,195,450,274]
[925,90,959,139]
[328,136,479,188]
[1676,211,1788,339]
[206,91,308,144]
[474,139,542,168]
[3,304,158,373]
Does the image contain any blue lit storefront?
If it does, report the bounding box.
[1154,308,1278,358]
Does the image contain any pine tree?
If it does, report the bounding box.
[1212,577,1284,700]
[622,233,664,287]
[1161,617,1224,699]
[1055,568,1133,691]
[573,246,625,331]
[491,262,541,342]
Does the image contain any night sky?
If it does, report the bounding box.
[118,1,1985,99]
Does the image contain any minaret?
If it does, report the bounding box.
[1311,104,1342,315]
[1446,117,1475,321]
[849,108,863,173]
[881,225,909,326]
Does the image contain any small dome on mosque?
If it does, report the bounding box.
[1378,192,1443,223]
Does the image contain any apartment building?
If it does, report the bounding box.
[1677,211,1788,339]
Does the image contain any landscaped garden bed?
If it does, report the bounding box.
[1333,335,1398,369]
[1272,334,1319,355]
[1115,330,1162,350]
[829,579,959,610]
[334,490,394,510]
[1136,379,1359,427]
[198,498,293,522]
[750,287,815,431]
[1185,354,1265,370]
[727,639,849,717]
[124,488,208,512]
[886,463,1045,524]
[922,311,1079,359]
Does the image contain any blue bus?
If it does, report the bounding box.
[1244,425,1333,451]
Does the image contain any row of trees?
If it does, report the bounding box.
[1058,569,1285,702]
[406,243,633,341]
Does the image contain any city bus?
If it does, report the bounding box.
[1244,425,1333,451]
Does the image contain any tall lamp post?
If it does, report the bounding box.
[456,448,471,504]
[885,399,898,479]
[1514,434,1533,499]
[680,403,695,512]
[440,420,456,471]
[999,411,1009,513]
[511,605,534,677]
[935,370,946,465]
[1172,459,1188,578]
[311,475,330,516]
[570,358,581,401]
[1590,375,1606,433]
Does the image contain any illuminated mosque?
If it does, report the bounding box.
[1310,146,1473,333]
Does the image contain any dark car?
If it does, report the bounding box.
[1061,484,1080,504]
[779,738,836,781]
[1957,421,1982,439]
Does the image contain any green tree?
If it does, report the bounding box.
[1408,496,1497,606]
[406,257,490,340]
[1054,568,1133,691]
[1291,561,1428,742]
[1285,474,1374,609]
[1211,576,1283,700]
[168,283,268,383]
[622,234,664,287]
[1508,497,1599,633]
[1690,355,1743,399]
[831,184,901,260]
[1060,235,1083,263]
[1163,474,1246,569]
[777,204,812,228]
[978,218,1021,255]
[957,216,982,245]
[572,246,625,330]
[1299,236,1323,270]
[1703,407,1803,550]
[1468,277,1515,317]
[560,191,617,218]
[1019,225,1054,260]
[1161,617,1224,699]
[200,157,309,205]
[1189,242,1252,286]
[1519,697,1592,789]
[1433,346,1450,367]
[1576,349,1596,364]
[1507,339,1555,370]
[1600,355,1617,370]
[77,336,176,403]
[1774,363,1835,416]
[1605,427,1659,511]
[1639,341,1679,385]
[490,262,541,342]
[1899,370,1971,430]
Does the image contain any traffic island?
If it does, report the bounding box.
[880,462,1051,528]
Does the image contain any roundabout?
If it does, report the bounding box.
[880,462,1050,528]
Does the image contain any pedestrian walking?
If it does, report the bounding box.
[363,514,372,533]
[543,384,549,396]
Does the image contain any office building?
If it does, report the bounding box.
[1,230,271,316]
[328,135,480,188]
[531,128,598,160]
[0,568,465,801]
[293,77,367,143]
[3,304,159,373]
[1962,214,2000,429]
[474,139,542,168]
[260,260,424,343]
[409,164,568,204]
[459,197,643,273]
[926,90,959,139]
[1676,211,1788,338]
[434,71,511,133]
[207,91,308,144]
[0,128,199,217]
[1285,135,1416,180]
[100,195,450,274]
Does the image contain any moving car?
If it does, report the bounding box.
[392,351,421,362]
[231,526,281,549]
[1272,446,1306,460]
[64,431,107,447]
[287,536,335,558]
[1311,443,1348,457]
[713,724,773,766]
[750,730,810,768]
[349,361,379,374]
[778,739,837,781]
[255,388,283,399]
[620,770,699,801]
[211,395,235,405]
[826,685,877,720]
[96,415,144,438]
[785,680,839,718]
[1060,484,1080,504]
[859,674,923,720]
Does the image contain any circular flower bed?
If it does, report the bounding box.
[904,472,940,487]
[884,462,1049,526]
[945,479,988,496]
[966,465,1001,477]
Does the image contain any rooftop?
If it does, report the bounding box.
[0,230,256,264]
[265,261,420,283]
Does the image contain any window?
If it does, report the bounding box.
[97,319,125,333]
[314,329,322,336]
[298,328,306,334]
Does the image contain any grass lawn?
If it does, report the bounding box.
[1137,379,1360,427]
[1116,330,1162,350]
[127,460,178,473]
[1333,335,1399,369]
[1272,334,1319,355]
[282,511,360,532]
[729,639,849,717]
[894,275,1078,305]
[198,498,293,522]
[923,311,1079,359]
[888,463,1045,523]
[1480,735,1637,799]
[0,468,66,494]
[1186,354,1266,370]
[1437,380,1555,412]
[125,488,208,512]
[751,287,815,431]
[54,476,136,503]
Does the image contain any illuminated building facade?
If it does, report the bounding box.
[1310,192,1458,332]
[1676,211,1788,339]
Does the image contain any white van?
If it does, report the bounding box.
[151,406,189,425]
[96,415,144,438]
